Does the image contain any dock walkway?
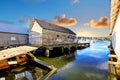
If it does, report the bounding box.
[0,46,37,60]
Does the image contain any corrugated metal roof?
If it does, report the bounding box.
[35,19,76,35]
[0,23,28,34]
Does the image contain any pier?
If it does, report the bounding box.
[34,42,90,57]
[108,48,120,80]
[0,46,57,80]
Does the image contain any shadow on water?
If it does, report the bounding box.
[48,41,110,80]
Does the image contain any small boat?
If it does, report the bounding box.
[0,46,57,80]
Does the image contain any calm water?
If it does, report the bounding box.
[49,41,110,80]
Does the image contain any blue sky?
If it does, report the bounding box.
[0,0,110,37]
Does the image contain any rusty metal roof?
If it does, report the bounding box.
[33,19,76,35]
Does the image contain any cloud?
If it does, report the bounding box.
[19,16,32,24]
[82,17,109,28]
[90,17,109,28]
[73,0,80,4]
[52,14,77,27]
[82,22,90,26]
[0,20,14,24]
[96,62,108,70]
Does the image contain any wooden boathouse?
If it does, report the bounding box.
[0,26,28,50]
[28,18,77,57]
[0,18,90,57]
[109,0,120,79]
[29,18,76,46]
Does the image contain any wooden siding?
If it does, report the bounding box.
[0,32,28,47]
[42,29,76,46]
[29,19,76,46]
[29,21,43,46]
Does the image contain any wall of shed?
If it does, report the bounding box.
[0,33,28,47]
[29,21,43,46]
[42,29,76,46]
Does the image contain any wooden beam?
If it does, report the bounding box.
[108,61,120,65]
[109,54,118,58]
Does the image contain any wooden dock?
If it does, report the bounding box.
[0,46,57,80]
[0,46,37,60]
[108,48,120,80]
[35,42,90,57]
[0,42,90,58]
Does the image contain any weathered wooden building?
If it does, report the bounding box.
[0,26,28,48]
[29,18,76,46]
[0,32,28,47]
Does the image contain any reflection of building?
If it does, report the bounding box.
[29,18,76,46]
[110,0,120,60]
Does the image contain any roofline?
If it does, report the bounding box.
[0,31,28,35]
[34,19,76,35]
[109,0,120,35]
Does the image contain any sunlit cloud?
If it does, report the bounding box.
[82,17,109,28]
[52,14,77,27]
[90,17,109,28]
[73,0,80,4]
[19,16,32,24]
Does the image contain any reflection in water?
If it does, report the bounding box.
[0,63,48,80]
[49,41,110,80]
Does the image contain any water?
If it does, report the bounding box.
[49,41,110,80]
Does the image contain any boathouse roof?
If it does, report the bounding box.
[30,18,76,35]
[110,0,120,35]
[0,24,28,35]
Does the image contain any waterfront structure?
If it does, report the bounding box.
[29,18,76,46]
[0,46,57,79]
[0,26,28,48]
[110,0,120,60]
[109,0,120,79]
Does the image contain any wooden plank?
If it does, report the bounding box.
[109,54,118,58]
[108,61,120,65]
[0,46,37,60]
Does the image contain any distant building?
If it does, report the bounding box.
[0,25,28,47]
[28,18,76,46]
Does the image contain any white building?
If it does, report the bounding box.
[28,18,76,46]
[110,0,120,60]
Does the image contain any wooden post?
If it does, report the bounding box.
[45,49,50,57]
[115,60,120,79]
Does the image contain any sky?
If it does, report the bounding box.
[0,0,110,37]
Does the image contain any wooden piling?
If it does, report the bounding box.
[45,49,50,58]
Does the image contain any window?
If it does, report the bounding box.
[11,37,16,41]
[57,35,59,37]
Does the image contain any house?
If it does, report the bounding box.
[28,18,76,46]
[0,25,28,48]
